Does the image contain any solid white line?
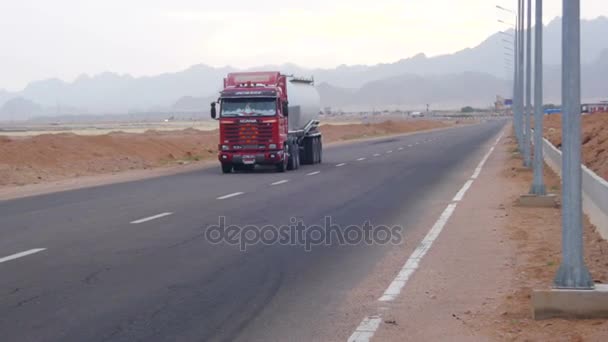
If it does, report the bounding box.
[357,157,366,161]
[336,163,346,167]
[373,153,381,157]
[379,203,458,302]
[130,212,173,224]
[0,248,46,264]
[345,129,505,340]
[348,316,383,342]
[216,192,244,200]
[306,171,321,176]
[452,180,474,202]
[271,179,289,186]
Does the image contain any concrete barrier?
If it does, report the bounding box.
[542,138,608,239]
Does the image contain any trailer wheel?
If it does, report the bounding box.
[221,163,233,174]
[318,138,323,163]
[302,137,313,165]
[313,137,320,164]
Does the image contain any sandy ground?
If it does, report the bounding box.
[364,132,608,341]
[544,113,608,180]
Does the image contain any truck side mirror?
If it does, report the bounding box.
[282,102,289,117]
[210,102,217,119]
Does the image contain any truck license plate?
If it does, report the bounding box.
[243,156,255,164]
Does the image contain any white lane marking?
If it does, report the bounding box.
[408,144,413,147]
[398,147,404,151]
[386,150,393,154]
[379,203,458,302]
[271,179,289,186]
[373,153,381,157]
[216,192,245,200]
[336,163,347,167]
[348,316,382,342]
[472,131,504,179]
[357,157,366,161]
[415,142,420,145]
[452,180,474,202]
[306,171,321,176]
[0,248,46,264]
[130,212,173,224]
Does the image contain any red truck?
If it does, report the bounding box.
[210,71,322,173]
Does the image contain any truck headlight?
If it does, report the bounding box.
[269,144,277,149]
[221,145,229,150]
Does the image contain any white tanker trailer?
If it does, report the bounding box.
[210,71,322,173]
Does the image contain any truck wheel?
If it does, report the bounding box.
[276,159,286,172]
[295,146,300,169]
[287,142,297,170]
[221,163,233,174]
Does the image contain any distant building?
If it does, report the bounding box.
[581,102,608,114]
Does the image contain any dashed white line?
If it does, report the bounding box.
[336,163,347,167]
[130,212,173,224]
[357,157,366,161]
[0,248,46,264]
[408,144,413,147]
[386,150,393,154]
[373,153,381,157]
[216,192,245,200]
[398,147,404,151]
[306,171,321,176]
[271,179,289,186]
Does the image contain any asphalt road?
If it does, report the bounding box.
[0,120,505,342]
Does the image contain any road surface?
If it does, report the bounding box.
[0,120,505,341]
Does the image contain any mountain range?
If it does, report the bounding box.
[1,16,608,120]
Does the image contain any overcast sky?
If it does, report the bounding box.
[0,0,607,91]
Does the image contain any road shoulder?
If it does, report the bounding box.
[372,133,608,341]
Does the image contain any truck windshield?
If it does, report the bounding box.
[221,98,277,117]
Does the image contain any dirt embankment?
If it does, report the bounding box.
[0,120,452,187]
[543,113,608,180]
[490,134,608,340]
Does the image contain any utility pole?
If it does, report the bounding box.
[553,0,593,289]
[530,0,546,195]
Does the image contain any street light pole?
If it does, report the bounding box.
[498,3,521,148]
[517,0,525,152]
[530,0,546,195]
[553,0,594,289]
[523,0,532,167]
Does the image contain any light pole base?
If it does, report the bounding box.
[532,284,607,320]
[529,184,547,196]
[554,263,595,289]
[518,193,557,208]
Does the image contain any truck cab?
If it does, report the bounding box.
[211,71,322,174]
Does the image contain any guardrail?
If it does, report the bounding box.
[542,138,608,239]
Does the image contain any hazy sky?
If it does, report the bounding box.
[1,0,607,91]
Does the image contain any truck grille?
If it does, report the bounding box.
[223,122,274,144]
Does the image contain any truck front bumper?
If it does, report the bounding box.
[219,151,285,165]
